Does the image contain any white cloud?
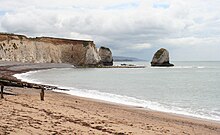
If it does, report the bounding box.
[70,32,93,41]
[129,43,152,50]
[0,0,219,60]
[160,37,220,47]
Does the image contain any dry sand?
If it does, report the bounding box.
[0,87,220,135]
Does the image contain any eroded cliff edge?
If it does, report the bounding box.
[0,33,101,66]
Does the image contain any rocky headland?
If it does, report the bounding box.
[0,33,113,66]
[151,48,174,67]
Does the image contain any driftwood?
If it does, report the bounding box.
[0,79,40,89]
[0,78,45,100]
[40,88,44,101]
[1,84,4,99]
[0,78,68,100]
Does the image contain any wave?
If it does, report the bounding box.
[13,70,220,122]
[150,66,205,69]
[53,88,220,122]
[13,68,67,86]
[13,71,43,84]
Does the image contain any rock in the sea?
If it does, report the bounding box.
[151,48,174,67]
[99,46,113,66]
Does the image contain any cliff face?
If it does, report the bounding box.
[0,33,101,66]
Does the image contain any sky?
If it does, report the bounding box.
[0,0,220,61]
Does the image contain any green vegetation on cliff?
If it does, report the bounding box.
[155,48,165,59]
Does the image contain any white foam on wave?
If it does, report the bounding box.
[150,66,205,69]
[13,70,220,122]
[13,68,67,86]
[13,71,43,84]
[13,69,62,88]
[54,87,157,107]
[53,87,220,122]
[197,66,205,69]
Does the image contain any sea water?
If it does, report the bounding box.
[14,61,220,122]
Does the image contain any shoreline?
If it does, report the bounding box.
[1,61,220,134]
[12,65,220,123]
[1,86,220,134]
[2,61,220,123]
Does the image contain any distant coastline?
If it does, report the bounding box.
[113,56,145,62]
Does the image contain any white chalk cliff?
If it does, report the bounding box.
[0,33,102,66]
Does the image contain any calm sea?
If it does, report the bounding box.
[14,61,220,122]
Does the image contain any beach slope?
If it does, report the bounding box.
[0,87,220,135]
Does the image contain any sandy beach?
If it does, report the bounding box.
[0,87,219,135]
[1,62,220,135]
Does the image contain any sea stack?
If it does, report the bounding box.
[151,48,174,67]
[99,46,113,66]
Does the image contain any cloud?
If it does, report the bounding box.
[70,32,93,40]
[129,43,152,50]
[105,2,139,10]
[153,2,170,9]
[1,7,58,36]
[0,0,219,60]
[160,37,220,47]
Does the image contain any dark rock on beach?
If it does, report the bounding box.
[151,48,174,67]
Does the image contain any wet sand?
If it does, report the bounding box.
[0,61,220,134]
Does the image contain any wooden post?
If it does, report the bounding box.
[40,88,44,101]
[1,85,4,99]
